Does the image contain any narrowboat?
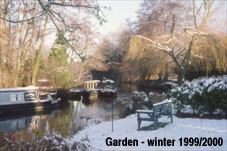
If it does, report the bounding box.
[69,85,90,100]
[69,79,117,100]
[69,80,100,100]
[0,86,60,116]
[98,79,117,98]
[84,79,117,98]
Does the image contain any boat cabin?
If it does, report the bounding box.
[99,79,115,89]
[84,80,100,90]
[84,79,116,90]
[0,86,40,105]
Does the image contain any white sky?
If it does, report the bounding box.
[96,0,142,36]
[44,0,226,56]
[96,0,227,36]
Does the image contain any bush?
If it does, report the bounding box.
[169,75,227,115]
[120,91,152,118]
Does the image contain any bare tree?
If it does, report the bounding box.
[133,0,221,85]
[136,27,211,85]
[193,0,215,31]
[0,0,105,87]
[130,0,189,83]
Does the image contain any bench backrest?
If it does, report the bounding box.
[153,101,171,116]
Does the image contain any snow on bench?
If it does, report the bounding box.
[136,99,173,130]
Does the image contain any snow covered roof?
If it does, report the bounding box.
[84,80,100,83]
[102,79,115,83]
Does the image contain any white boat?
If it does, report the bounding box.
[0,86,60,115]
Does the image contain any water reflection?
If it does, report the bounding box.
[0,109,59,133]
[0,116,36,133]
[69,98,121,135]
[0,96,125,139]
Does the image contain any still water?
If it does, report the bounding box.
[0,97,126,139]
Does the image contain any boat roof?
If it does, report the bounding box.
[84,80,100,83]
[0,86,39,92]
[102,79,115,83]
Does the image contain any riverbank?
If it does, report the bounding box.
[69,114,227,151]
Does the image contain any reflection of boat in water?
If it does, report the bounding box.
[0,116,34,132]
[0,109,59,133]
[0,86,61,116]
[69,79,117,100]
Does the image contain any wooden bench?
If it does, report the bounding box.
[136,100,173,130]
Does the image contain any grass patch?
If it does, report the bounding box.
[139,122,169,131]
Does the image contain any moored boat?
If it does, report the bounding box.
[69,79,117,100]
[98,79,117,98]
[0,86,60,116]
[69,86,89,100]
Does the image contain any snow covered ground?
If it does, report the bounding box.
[69,114,227,151]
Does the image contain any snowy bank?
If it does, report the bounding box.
[69,114,227,151]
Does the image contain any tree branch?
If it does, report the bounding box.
[0,12,44,23]
[37,0,85,61]
[48,2,99,9]
[136,35,172,55]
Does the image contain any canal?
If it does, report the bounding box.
[0,95,129,141]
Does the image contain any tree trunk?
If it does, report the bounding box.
[178,70,185,85]
[163,64,168,81]
[19,1,37,85]
[158,72,162,81]
[0,0,6,88]
[32,15,48,85]
[14,0,28,86]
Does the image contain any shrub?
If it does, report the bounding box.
[169,75,227,115]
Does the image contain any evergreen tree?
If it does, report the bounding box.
[47,31,73,89]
